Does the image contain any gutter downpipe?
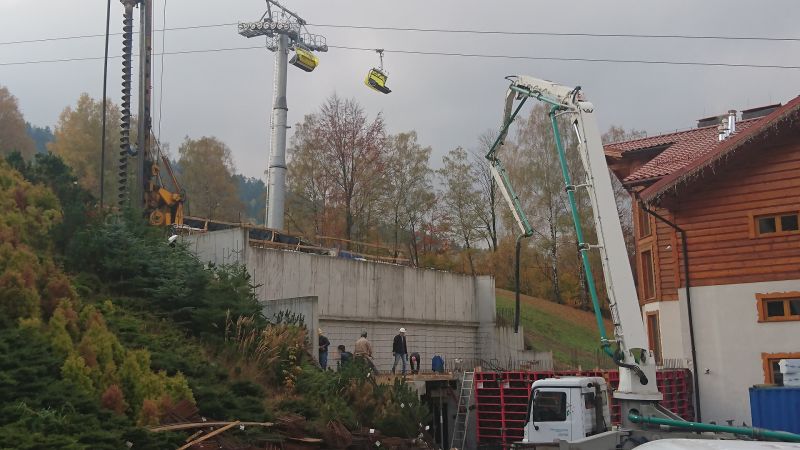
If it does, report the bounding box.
[628,412,800,442]
[640,202,701,422]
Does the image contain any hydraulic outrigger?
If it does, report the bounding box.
[486,76,800,447]
[118,0,184,226]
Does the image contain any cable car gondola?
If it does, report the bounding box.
[365,49,391,94]
[290,46,319,72]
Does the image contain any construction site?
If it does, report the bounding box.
[1,0,800,449]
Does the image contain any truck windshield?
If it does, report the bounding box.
[532,391,567,422]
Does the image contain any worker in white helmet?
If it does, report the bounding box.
[392,327,409,375]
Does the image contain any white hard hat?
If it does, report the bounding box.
[399,327,406,333]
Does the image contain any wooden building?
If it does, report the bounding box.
[605,96,800,425]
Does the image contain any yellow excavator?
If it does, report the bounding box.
[365,49,391,94]
[144,137,184,226]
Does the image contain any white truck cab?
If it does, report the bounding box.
[522,377,612,445]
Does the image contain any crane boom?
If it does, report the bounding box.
[488,75,659,401]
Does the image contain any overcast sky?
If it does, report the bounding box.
[1,0,798,179]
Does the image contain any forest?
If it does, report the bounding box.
[1,85,644,311]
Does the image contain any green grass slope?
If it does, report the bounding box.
[495,289,615,369]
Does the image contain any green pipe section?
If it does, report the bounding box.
[548,106,613,357]
[486,96,528,160]
[628,412,800,443]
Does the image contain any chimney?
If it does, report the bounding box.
[717,110,737,141]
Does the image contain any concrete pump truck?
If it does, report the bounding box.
[485,76,800,449]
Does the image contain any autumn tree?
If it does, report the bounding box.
[178,136,243,221]
[437,147,485,275]
[510,104,573,303]
[48,93,123,201]
[603,125,647,268]
[471,131,499,251]
[287,114,334,236]
[382,131,433,257]
[288,95,386,241]
[0,85,36,160]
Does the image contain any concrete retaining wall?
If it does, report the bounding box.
[184,229,550,372]
[259,295,319,357]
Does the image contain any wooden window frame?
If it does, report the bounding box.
[748,207,800,239]
[756,291,800,322]
[639,246,657,301]
[646,311,663,365]
[637,205,654,239]
[762,351,800,385]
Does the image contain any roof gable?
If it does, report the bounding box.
[604,96,800,200]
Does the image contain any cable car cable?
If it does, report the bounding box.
[1,44,798,70]
[2,21,799,47]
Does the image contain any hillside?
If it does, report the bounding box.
[495,289,615,369]
[0,154,429,449]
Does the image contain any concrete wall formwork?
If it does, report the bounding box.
[676,279,800,426]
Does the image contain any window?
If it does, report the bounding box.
[762,352,800,385]
[532,391,567,422]
[753,211,800,237]
[641,249,656,299]
[638,207,652,238]
[757,292,800,322]
[646,312,663,364]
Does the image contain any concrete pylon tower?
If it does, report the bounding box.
[238,0,327,229]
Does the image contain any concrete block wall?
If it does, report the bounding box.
[321,319,480,372]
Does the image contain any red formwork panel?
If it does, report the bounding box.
[474,369,694,448]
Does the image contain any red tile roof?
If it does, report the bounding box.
[640,95,800,201]
[604,95,800,202]
[605,119,762,183]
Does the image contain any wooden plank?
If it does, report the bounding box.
[177,421,240,450]
[691,270,800,287]
[150,421,272,433]
[676,199,800,224]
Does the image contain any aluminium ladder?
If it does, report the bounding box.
[450,371,475,450]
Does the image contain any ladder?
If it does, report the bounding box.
[450,371,474,450]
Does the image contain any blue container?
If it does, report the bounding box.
[749,386,800,433]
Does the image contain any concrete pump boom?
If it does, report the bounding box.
[487,75,659,401]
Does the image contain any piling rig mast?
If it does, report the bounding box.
[118,0,184,226]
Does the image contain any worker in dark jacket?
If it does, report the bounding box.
[392,327,409,375]
[337,344,353,368]
[318,328,330,370]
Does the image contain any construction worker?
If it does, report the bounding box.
[354,331,377,373]
[318,328,330,370]
[392,327,409,375]
[337,344,353,368]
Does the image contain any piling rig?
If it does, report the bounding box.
[117,0,184,226]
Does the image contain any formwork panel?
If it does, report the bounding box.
[474,369,695,448]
